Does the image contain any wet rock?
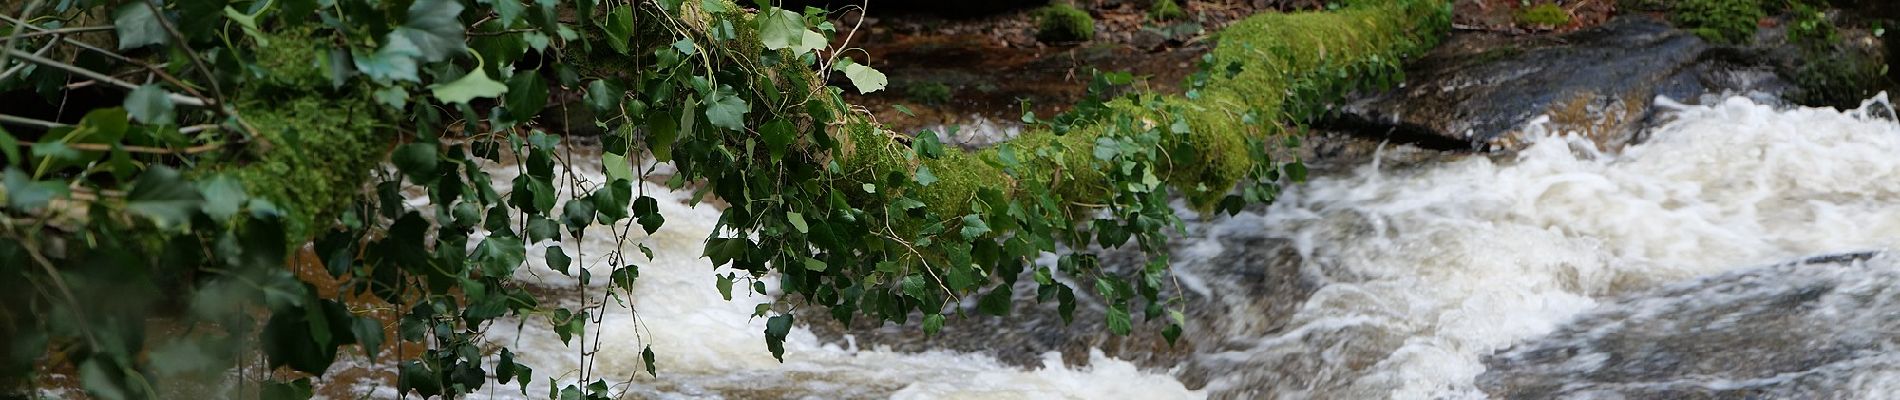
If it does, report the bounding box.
[1479,252,1900,399]
[796,208,1318,378]
[1333,16,1748,151]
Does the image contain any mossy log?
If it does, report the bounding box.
[728,0,1451,218]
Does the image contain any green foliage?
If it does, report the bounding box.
[0,0,1450,398]
[1671,0,1765,44]
[1036,3,1098,43]
[1516,3,1571,28]
[1150,0,1189,21]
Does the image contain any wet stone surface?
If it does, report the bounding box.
[1479,252,1900,399]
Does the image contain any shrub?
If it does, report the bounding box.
[1037,3,1097,43]
[1150,0,1188,21]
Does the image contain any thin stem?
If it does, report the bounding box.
[6,25,112,40]
[0,14,210,100]
[0,36,56,81]
[2,48,211,106]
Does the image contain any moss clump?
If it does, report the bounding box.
[228,94,383,239]
[1672,0,1763,44]
[1516,3,1571,28]
[1149,0,1188,21]
[255,27,331,89]
[1036,4,1096,43]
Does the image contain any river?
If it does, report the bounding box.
[335,94,1900,399]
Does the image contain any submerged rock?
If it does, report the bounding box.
[1479,252,1900,399]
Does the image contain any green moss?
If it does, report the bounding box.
[228,93,383,239]
[1516,3,1572,27]
[1671,0,1763,44]
[255,27,331,89]
[1036,4,1096,43]
[1149,0,1188,21]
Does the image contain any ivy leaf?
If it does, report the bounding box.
[473,234,527,277]
[488,0,526,28]
[125,84,175,125]
[635,198,664,235]
[352,316,385,361]
[977,287,1012,316]
[585,80,622,113]
[704,85,748,131]
[913,130,944,159]
[396,0,467,62]
[506,71,549,121]
[764,314,793,362]
[127,166,203,229]
[959,214,990,240]
[914,164,938,186]
[842,63,888,94]
[354,35,424,82]
[561,198,595,233]
[603,5,634,54]
[546,247,572,274]
[113,2,169,49]
[786,211,808,233]
[757,8,812,53]
[715,274,734,300]
[1106,305,1132,335]
[922,314,944,336]
[391,143,439,183]
[197,175,248,222]
[642,345,657,377]
[759,119,795,159]
[3,168,67,211]
[802,257,827,272]
[430,70,509,104]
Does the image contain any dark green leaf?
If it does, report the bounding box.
[473,234,527,277]
[922,313,944,335]
[705,85,748,131]
[127,166,203,228]
[506,71,549,121]
[392,143,439,183]
[353,315,385,361]
[1106,305,1132,335]
[546,246,572,274]
[397,0,467,62]
[759,119,795,159]
[3,168,67,211]
[197,175,248,222]
[604,5,634,54]
[642,345,657,377]
[125,84,175,125]
[977,286,1012,316]
[113,2,169,49]
[764,314,793,362]
[959,214,990,240]
[914,164,938,186]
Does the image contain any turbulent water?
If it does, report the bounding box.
[336,95,1900,399]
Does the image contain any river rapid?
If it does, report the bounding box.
[338,94,1900,399]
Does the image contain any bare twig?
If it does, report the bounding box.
[7,25,113,40]
[0,0,45,74]
[0,38,55,81]
[0,113,64,129]
[2,48,211,106]
[0,14,209,100]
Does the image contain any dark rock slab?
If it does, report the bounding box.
[1332,16,1794,151]
[1479,252,1900,399]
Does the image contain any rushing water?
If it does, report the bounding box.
[336,95,1900,399]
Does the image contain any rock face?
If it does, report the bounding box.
[1332,16,1790,151]
[1479,252,1900,399]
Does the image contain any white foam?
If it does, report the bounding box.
[1228,96,1900,398]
